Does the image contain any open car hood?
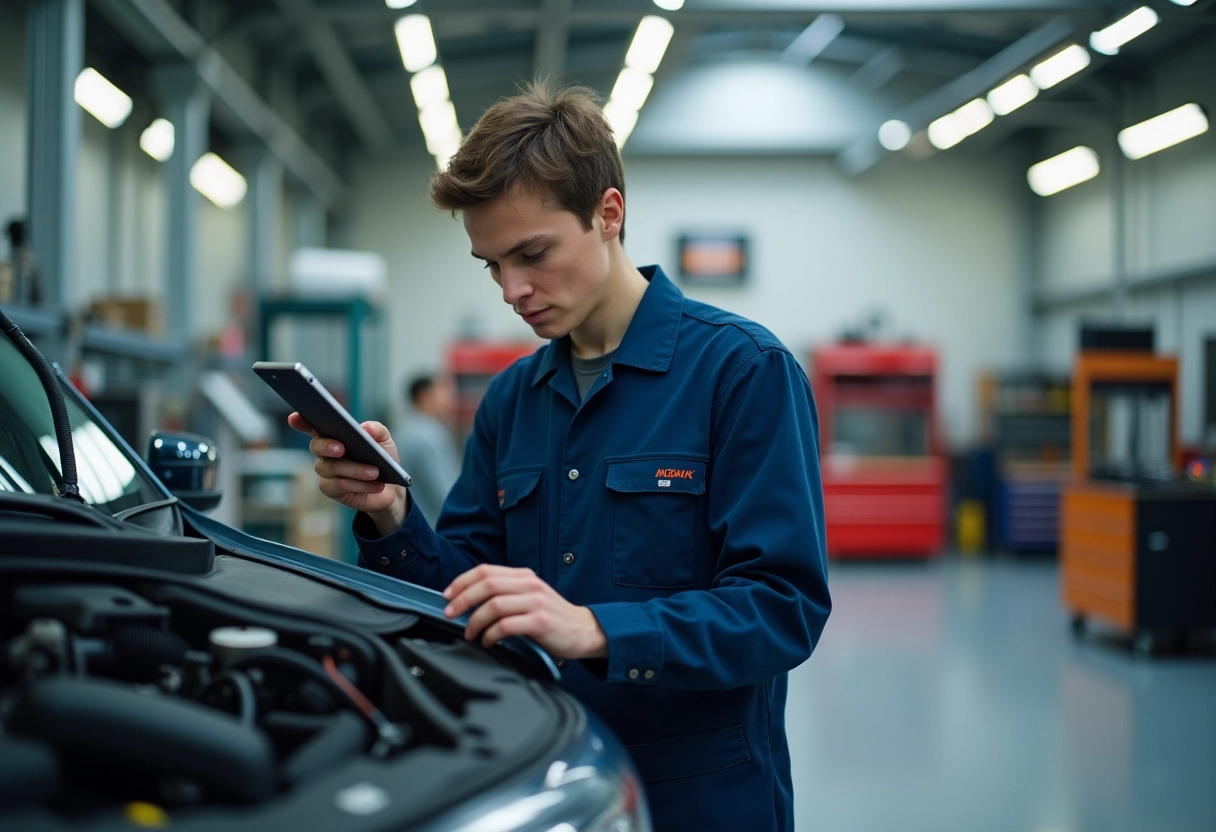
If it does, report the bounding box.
[39,362,559,683]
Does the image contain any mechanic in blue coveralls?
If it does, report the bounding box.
[291,81,831,832]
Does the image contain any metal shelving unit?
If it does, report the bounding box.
[256,295,388,563]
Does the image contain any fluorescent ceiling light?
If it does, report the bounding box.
[955,98,994,134]
[609,67,655,112]
[1118,103,1209,159]
[1027,146,1100,196]
[419,100,460,154]
[395,14,437,73]
[410,65,449,111]
[877,119,911,151]
[190,152,247,209]
[432,126,462,170]
[1090,6,1158,56]
[385,0,417,7]
[987,74,1038,116]
[423,125,462,158]
[929,98,993,150]
[74,67,132,128]
[928,113,966,150]
[604,101,639,150]
[625,16,675,75]
[1168,0,1198,5]
[653,0,684,9]
[1030,44,1090,89]
[139,118,174,161]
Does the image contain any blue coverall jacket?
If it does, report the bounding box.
[357,265,831,831]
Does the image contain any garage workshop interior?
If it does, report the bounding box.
[1,0,1215,830]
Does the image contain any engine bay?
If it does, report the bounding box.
[0,552,577,831]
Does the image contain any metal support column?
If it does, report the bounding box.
[1109,82,1129,321]
[245,148,284,295]
[153,64,210,351]
[1018,139,1042,368]
[294,187,328,249]
[1110,138,1128,321]
[106,126,125,292]
[24,0,84,363]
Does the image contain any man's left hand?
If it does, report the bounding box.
[442,564,608,659]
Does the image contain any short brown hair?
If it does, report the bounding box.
[430,80,627,242]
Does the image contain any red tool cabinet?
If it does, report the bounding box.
[811,343,947,559]
[445,340,540,444]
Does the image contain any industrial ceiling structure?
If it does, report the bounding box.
[82,0,1215,205]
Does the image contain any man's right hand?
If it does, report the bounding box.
[287,413,409,536]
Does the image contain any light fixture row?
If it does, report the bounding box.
[604,15,676,150]
[1028,103,1210,196]
[393,14,461,169]
[383,0,682,155]
[72,66,246,209]
[878,3,1190,157]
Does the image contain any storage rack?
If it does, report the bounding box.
[979,372,1072,552]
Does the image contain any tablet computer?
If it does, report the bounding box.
[252,361,413,488]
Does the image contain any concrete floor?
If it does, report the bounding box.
[786,555,1216,832]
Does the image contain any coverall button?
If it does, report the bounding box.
[567,468,580,480]
[399,550,408,560]
[562,552,576,565]
[643,669,655,680]
[556,659,565,668]
[378,556,391,566]
[628,668,639,680]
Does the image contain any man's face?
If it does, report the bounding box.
[464,185,612,341]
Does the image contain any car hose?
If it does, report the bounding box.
[231,647,404,752]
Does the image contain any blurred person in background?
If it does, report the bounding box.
[394,373,460,522]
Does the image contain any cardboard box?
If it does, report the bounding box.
[88,296,164,334]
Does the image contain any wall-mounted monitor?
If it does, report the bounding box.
[677,233,749,287]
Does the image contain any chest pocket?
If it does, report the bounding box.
[497,468,543,572]
[606,456,707,589]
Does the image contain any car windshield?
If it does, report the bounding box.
[0,337,165,515]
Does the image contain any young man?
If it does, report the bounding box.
[290,81,830,832]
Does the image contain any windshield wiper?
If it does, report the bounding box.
[1,306,85,503]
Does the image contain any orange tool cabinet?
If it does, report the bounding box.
[811,343,947,559]
[1060,350,1216,653]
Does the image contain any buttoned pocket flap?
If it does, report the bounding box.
[497,468,542,510]
[606,458,706,495]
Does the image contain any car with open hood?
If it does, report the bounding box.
[0,304,650,832]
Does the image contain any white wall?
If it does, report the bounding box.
[348,150,1027,447]
[630,59,902,155]
[1036,31,1216,445]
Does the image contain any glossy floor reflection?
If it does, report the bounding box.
[787,555,1216,832]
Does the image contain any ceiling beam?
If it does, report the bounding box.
[90,0,349,208]
[270,0,396,152]
[535,0,572,80]
[837,16,1076,176]
[271,0,1109,29]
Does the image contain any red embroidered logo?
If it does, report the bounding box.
[497,489,506,507]
[654,468,694,479]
